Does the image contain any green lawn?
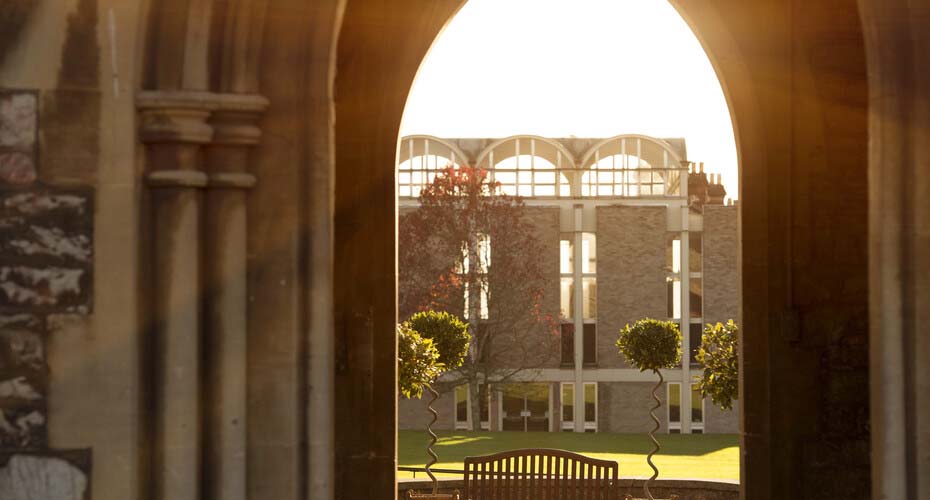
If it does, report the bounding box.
[399,430,739,481]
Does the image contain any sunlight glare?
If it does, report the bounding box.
[401,0,739,199]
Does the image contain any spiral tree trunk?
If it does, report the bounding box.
[407,384,460,500]
[644,369,663,500]
[425,384,440,495]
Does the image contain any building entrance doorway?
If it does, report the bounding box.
[501,383,550,432]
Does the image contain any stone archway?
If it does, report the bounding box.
[329,2,871,499]
[133,1,930,499]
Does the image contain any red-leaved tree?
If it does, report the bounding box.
[399,165,559,430]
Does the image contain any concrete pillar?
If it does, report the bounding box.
[203,94,268,500]
[680,205,692,434]
[573,205,585,432]
[138,91,215,500]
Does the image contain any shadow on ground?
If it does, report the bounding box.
[400,430,738,461]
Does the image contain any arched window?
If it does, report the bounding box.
[579,135,684,197]
[475,136,572,197]
[397,135,468,197]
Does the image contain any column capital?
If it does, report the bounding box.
[208,93,270,146]
[137,91,218,144]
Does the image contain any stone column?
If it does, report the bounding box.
[137,91,216,500]
[203,94,268,500]
[858,1,930,497]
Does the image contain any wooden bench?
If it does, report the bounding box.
[463,449,619,500]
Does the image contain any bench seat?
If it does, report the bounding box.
[463,448,619,500]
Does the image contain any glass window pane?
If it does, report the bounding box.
[583,324,597,365]
[562,384,574,422]
[496,172,516,183]
[518,171,533,184]
[691,384,703,424]
[479,384,489,423]
[582,233,597,273]
[479,283,489,319]
[456,385,468,423]
[667,278,675,318]
[690,323,703,365]
[667,279,681,319]
[583,278,597,319]
[478,235,491,272]
[690,234,703,273]
[535,185,555,196]
[561,278,574,319]
[561,324,574,365]
[669,383,681,423]
[536,171,556,184]
[584,383,596,423]
[518,185,532,197]
[690,277,703,317]
[560,238,574,274]
[666,235,678,273]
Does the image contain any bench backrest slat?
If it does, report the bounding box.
[463,449,618,500]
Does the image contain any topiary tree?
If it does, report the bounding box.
[696,320,739,411]
[405,310,470,371]
[616,318,681,500]
[397,323,442,400]
[402,311,470,499]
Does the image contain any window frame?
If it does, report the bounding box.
[453,383,491,430]
[668,382,682,433]
[560,382,598,432]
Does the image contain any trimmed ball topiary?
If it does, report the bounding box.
[616,318,683,499]
[397,324,442,399]
[696,320,739,411]
[405,310,471,371]
[616,318,682,372]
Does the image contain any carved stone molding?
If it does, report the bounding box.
[204,93,269,189]
[205,172,256,189]
[209,93,269,146]
[146,170,209,188]
[136,91,218,145]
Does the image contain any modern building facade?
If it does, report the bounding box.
[397,134,739,434]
